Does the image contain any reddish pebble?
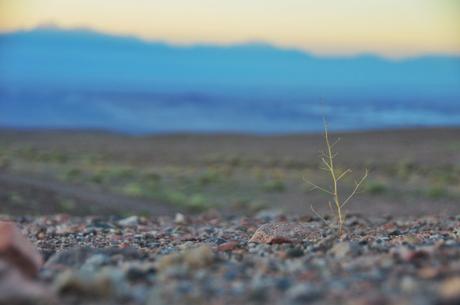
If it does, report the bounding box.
[0,221,43,277]
[119,242,130,249]
[217,241,239,252]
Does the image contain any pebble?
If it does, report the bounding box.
[329,241,360,259]
[439,277,460,301]
[0,221,43,277]
[286,283,321,302]
[183,245,215,269]
[174,213,186,224]
[118,215,139,227]
[285,247,304,258]
[400,276,418,293]
[156,245,215,271]
[0,260,54,304]
[53,268,124,298]
[217,241,239,252]
[249,222,319,244]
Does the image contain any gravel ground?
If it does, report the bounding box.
[2,212,460,305]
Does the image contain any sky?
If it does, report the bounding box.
[1,0,459,58]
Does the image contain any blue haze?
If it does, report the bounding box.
[0,27,459,133]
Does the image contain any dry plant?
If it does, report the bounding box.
[304,120,368,236]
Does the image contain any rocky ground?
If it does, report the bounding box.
[1,212,459,305]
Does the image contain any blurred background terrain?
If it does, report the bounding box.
[1,1,459,217]
[1,128,459,216]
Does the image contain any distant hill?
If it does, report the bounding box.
[0,27,459,133]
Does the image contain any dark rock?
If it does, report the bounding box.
[286,247,304,258]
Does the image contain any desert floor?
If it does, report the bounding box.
[1,127,459,217]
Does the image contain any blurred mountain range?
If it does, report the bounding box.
[1,27,459,133]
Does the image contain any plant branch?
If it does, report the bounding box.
[303,177,334,195]
[340,169,368,208]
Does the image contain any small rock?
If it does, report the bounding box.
[439,277,460,302]
[217,241,239,252]
[392,246,429,262]
[313,234,336,251]
[118,216,139,227]
[81,254,109,272]
[183,245,214,269]
[155,252,181,272]
[275,278,292,291]
[329,241,359,259]
[285,247,304,258]
[0,221,43,277]
[418,267,440,279]
[286,283,321,302]
[174,213,186,224]
[249,223,318,244]
[387,228,401,236]
[53,269,123,298]
[400,276,417,293]
[122,261,156,282]
[0,260,54,304]
[402,235,420,244]
[156,245,215,271]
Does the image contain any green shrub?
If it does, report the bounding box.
[365,181,387,195]
[188,194,208,210]
[0,157,11,169]
[396,159,416,179]
[64,168,82,181]
[58,199,76,212]
[144,171,162,182]
[426,186,448,199]
[262,179,286,192]
[198,169,220,185]
[122,182,145,197]
[90,172,105,184]
[165,191,188,206]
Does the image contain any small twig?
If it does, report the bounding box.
[330,137,341,148]
[310,204,331,227]
[336,169,352,181]
[321,158,332,170]
[328,200,334,215]
[303,177,334,195]
[341,169,368,208]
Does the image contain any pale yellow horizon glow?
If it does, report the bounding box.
[1,0,459,58]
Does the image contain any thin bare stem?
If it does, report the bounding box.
[336,169,352,181]
[340,169,368,208]
[328,201,334,215]
[302,176,334,195]
[330,138,341,148]
[310,204,332,228]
